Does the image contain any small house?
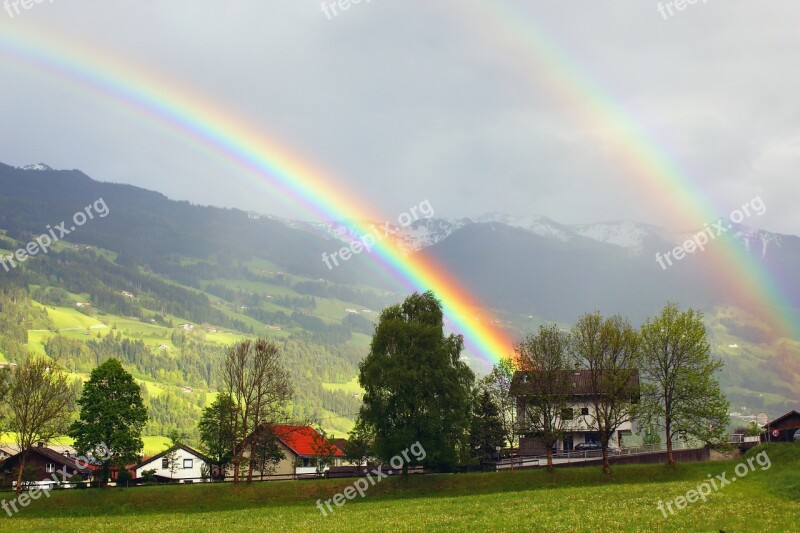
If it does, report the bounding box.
[0,443,93,489]
[765,410,800,442]
[132,444,211,483]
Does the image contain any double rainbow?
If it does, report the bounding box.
[2,2,796,371]
[0,24,517,365]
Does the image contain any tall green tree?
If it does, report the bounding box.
[573,313,642,474]
[639,304,730,464]
[358,291,475,473]
[198,393,238,478]
[469,389,506,469]
[515,324,573,470]
[69,358,148,484]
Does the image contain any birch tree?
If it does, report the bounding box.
[515,325,572,470]
[573,312,641,474]
[639,304,729,465]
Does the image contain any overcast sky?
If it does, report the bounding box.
[1,1,798,235]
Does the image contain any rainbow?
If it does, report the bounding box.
[2,2,797,369]
[0,25,518,366]
[458,2,800,340]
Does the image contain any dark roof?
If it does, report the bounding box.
[331,438,349,454]
[132,444,212,470]
[509,369,640,398]
[2,446,93,474]
[766,410,800,428]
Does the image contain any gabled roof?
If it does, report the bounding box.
[0,444,20,455]
[273,425,345,458]
[1,446,92,474]
[766,410,800,427]
[132,444,212,470]
[331,438,349,454]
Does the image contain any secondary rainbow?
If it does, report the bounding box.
[0,26,518,365]
[459,1,799,340]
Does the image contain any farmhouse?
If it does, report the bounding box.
[132,444,211,483]
[230,425,345,480]
[765,410,800,442]
[0,443,93,489]
[510,369,640,455]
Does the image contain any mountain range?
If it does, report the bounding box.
[0,162,797,424]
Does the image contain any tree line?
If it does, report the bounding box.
[344,293,729,476]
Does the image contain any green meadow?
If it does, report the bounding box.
[3,444,798,532]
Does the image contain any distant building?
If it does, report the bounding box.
[0,443,93,489]
[510,369,639,455]
[765,410,800,442]
[228,425,345,481]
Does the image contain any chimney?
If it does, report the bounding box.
[37,441,45,448]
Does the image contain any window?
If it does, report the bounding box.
[46,463,55,473]
[581,408,589,416]
[183,459,193,469]
[162,458,169,469]
[561,408,574,420]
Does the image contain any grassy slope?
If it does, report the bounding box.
[0,434,173,457]
[21,272,372,439]
[4,444,799,532]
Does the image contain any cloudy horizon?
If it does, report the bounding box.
[2,1,799,235]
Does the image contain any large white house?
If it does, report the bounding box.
[132,444,211,483]
[510,369,639,455]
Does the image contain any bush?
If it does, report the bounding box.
[116,469,133,487]
[69,473,88,489]
[141,469,157,484]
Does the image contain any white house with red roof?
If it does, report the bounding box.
[230,424,346,480]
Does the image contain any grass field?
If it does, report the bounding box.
[3,444,798,532]
[322,376,363,396]
[0,435,172,457]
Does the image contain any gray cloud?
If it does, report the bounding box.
[0,0,798,234]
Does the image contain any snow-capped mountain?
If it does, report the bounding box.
[470,214,669,254]
[271,211,788,260]
[573,221,673,254]
[467,213,573,242]
[18,163,53,172]
[675,224,784,260]
[732,227,783,258]
[296,217,467,254]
